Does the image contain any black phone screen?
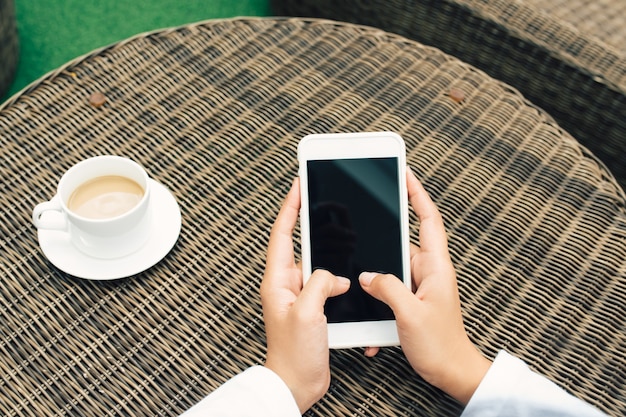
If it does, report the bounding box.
[306,157,404,323]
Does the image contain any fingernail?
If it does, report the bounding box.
[336,276,351,286]
[359,272,377,286]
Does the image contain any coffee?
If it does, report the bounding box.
[68,175,144,219]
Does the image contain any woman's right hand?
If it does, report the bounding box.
[359,169,491,405]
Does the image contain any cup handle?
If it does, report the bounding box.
[32,196,67,230]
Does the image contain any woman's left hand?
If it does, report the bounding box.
[261,178,350,413]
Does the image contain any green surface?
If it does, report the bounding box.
[5,0,271,101]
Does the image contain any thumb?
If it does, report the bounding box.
[297,269,351,313]
[359,271,414,316]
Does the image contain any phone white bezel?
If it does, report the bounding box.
[297,131,411,349]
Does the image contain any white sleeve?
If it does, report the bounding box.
[180,366,301,417]
[462,350,607,417]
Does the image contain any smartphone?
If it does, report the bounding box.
[298,132,411,348]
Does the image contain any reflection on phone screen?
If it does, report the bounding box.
[307,157,403,323]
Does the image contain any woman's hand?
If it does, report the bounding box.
[261,178,350,413]
[360,170,491,404]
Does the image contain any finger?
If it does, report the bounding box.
[409,243,421,291]
[406,169,449,254]
[359,272,414,316]
[296,269,350,313]
[364,346,380,358]
[266,178,300,272]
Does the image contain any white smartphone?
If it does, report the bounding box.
[298,132,411,348]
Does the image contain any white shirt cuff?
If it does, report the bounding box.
[180,366,300,417]
[462,350,606,417]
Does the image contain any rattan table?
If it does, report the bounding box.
[0,18,624,416]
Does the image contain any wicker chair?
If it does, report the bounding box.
[0,0,18,99]
[272,0,626,191]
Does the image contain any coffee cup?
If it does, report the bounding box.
[32,156,152,259]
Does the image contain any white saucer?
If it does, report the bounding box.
[37,179,182,280]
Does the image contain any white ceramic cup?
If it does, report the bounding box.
[32,156,152,259]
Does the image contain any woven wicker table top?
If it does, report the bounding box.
[0,18,624,416]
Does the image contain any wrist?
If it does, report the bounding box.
[290,382,322,414]
[264,360,326,414]
[436,341,492,405]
